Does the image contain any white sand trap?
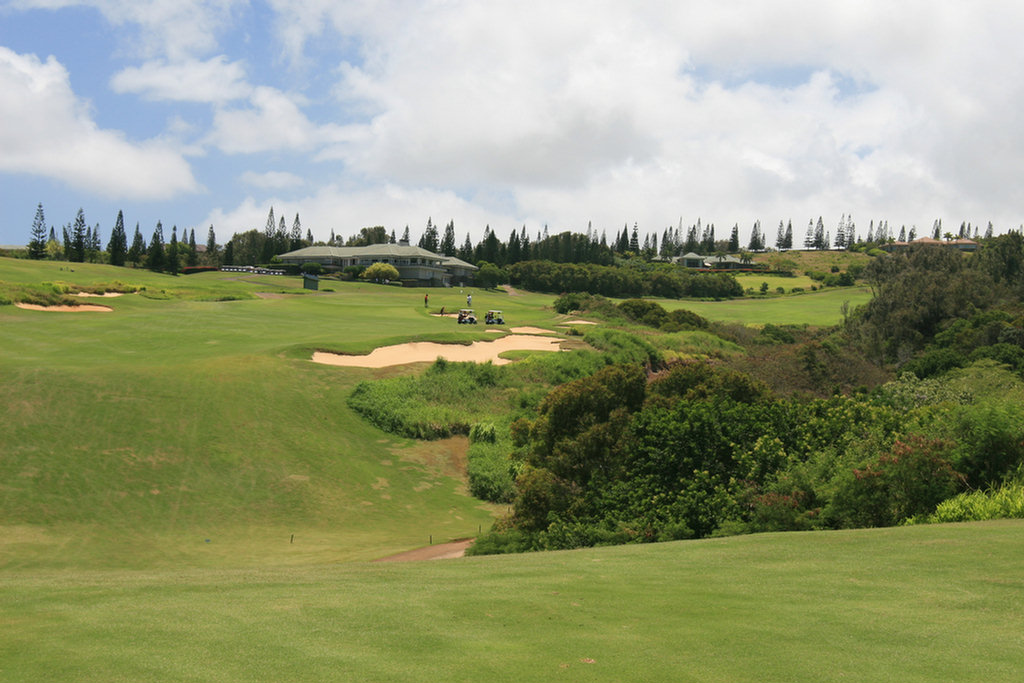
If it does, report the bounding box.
[312,335,562,368]
[509,326,555,334]
[74,292,124,298]
[15,303,113,312]
[563,319,597,325]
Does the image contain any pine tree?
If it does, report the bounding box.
[776,220,786,250]
[28,202,47,259]
[440,220,457,256]
[401,226,410,244]
[985,222,994,239]
[814,217,826,250]
[629,223,640,252]
[748,220,763,251]
[147,221,165,272]
[166,225,180,275]
[68,209,87,262]
[129,223,145,265]
[728,223,740,252]
[932,219,941,239]
[804,219,816,250]
[187,228,198,267]
[834,214,847,249]
[458,233,473,261]
[108,210,128,266]
[418,218,440,252]
[290,214,303,251]
[784,220,793,249]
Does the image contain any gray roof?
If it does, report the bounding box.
[440,255,478,271]
[279,244,446,261]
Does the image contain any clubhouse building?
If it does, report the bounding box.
[277,242,478,287]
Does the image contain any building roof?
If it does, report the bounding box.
[439,255,479,271]
[279,243,446,262]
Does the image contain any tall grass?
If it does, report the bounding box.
[927,483,1024,523]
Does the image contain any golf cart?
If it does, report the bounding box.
[457,308,477,324]
[484,310,505,325]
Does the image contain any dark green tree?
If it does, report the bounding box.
[728,223,740,252]
[418,218,440,252]
[440,220,457,256]
[28,203,47,259]
[128,223,145,265]
[70,208,87,262]
[166,225,179,275]
[147,221,165,272]
[187,228,198,267]
[107,210,128,266]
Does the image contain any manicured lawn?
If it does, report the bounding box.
[0,259,557,569]
[1,521,1021,682]
[660,286,872,326]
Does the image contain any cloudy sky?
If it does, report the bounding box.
[2,0,1023,248]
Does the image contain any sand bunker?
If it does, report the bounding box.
[15,303,112,312]
[563,319,597,325]
[313,334,563,368]
[74,292,124,298]
[508,326,555,335]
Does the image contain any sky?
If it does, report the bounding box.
[2,0,1024,248]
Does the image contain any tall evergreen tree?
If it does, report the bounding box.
[290,214,303,251]
[108,210,128,266]
[187,228,198,267]
[748,220,763,251]
[401,225,410,243]
[814,217,826,250]
[28,202,47,259]
[147,221,165,272]
[440,220,457,256]
[69,208,87,262]
[728,223,740,252]
[784,220,793,249]
[458,233,473,261]
[629,223,640,252]
[419,218,440,252]
[166,226,180,274]
[129,223,145,265]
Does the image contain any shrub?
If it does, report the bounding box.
[927,483,1024,523]
[827,434,963,528]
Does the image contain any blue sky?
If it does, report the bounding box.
[2,0,1023,248]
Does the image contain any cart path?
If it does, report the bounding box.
[374,539,474,562]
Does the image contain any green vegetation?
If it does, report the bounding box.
[2,522,1022,682]
[6,235,1024,681]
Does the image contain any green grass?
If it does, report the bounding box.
[659,286,872,326]
[734,272,817,292]
[3,257,1023,682]
[0,258,560,569]
[1,521,1021,682]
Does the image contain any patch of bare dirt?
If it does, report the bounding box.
[374,539,474,562]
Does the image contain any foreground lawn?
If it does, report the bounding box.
[1,521,1021,682]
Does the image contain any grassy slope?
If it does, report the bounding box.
[1,521,1021,682]
[1,259,559,568]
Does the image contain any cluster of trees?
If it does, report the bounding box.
[24,202,220,274]
[461,234,1024,553]
[506,260,745,299]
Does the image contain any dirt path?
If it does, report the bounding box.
[374,539,474,562]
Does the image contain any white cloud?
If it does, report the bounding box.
[110,57,251,103]
[240,170,305,190]
[206,86,348,154]
[0,47,199,199]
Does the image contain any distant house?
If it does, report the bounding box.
[678,252,705,268]
[277,241,478,286]
[883,237,979,253]
[705,254,747,270]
